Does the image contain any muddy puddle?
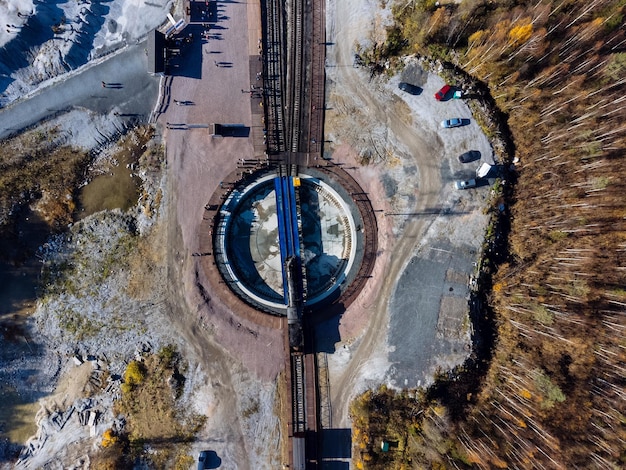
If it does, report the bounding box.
[76,153,139,219]
[0,155,140,324]
[0,385,39,444]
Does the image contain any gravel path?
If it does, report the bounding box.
[321,0,493,436]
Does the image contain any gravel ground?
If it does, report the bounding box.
[321,0,494,443]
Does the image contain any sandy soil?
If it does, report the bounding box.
[157,0,284,467]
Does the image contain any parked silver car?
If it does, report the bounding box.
[454,179,477,190]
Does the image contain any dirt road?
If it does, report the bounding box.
[322,0,441,429]
[322,0,492,430]
[164,191,251,468]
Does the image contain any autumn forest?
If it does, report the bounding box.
[351,0,626,468]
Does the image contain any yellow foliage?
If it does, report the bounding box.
[468,29,486,45]
[520,388,532,399]
[494,20,512,43]
[466,450,486,464]
[491,455,509,468]
[124,360,145,387]
[355,461,364,470]
[493,281,504,293]
[517,418,527,428]
[101,428,118,448]
[509,21,533,46]
[427,7,448,38]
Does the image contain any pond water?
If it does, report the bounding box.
[0,208,49,320]
[76,153,139,219]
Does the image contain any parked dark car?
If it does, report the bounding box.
[434,84,451,101]
[198,450,221,469]
[398,82,422,95]
[458,150,481,163]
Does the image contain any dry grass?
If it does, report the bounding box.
[0,124,158,231]
[126,220,167,300]
[0,127,88,229]
[112,347,206,468]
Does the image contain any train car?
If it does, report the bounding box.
[286,256,304,351]
[288,319,304,351]
[292,434,306,470]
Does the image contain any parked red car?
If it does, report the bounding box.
[434,84,451,101]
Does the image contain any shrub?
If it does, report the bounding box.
[532,368,566,410]
[101,428,118,448]
[124,360,145,388]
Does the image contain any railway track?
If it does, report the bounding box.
[261,0,287,153]
[285,0,305,154]
[260,0,328,466]
[291,353,306,433]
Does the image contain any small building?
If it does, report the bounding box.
[147,29,166,75]
[209,123,222,137]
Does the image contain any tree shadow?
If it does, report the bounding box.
[64,0,110,69]
[0,0,115,99]
[0,207,50,319]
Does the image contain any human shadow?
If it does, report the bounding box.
[189,0,218,23]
